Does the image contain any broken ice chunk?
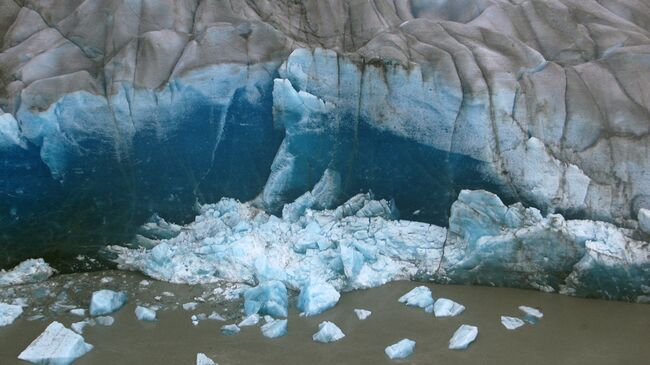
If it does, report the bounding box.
[243,281,288,318]
[221,324,240,336]
[71,320,91,334]
[69,309,85,317]
[312,321,345,343]
[208,312,225,321]
[183,302,198,311]
[0,302,23,327]
[18,321,93,365]
[89,290,127,316]
[0,259,55,287]
[384,339,416,359]
[501,316,525,330]
[196,353,217,365]
[519,306,543,318]
[432,298,465,317]
[95,316,114,326]
[354,309,371,320]
[398,286,434,309]
[261,319,287,338]
[449,324,478,350]
[297,282,340,316]
[238,313,260,327]
[135,306,157,321]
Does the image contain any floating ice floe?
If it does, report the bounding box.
[431,298,465,317]
[135,306,157,321]
[69,309,85,317]
[399,286,434,310]
[385,339,416,359]
[501,316,525,330]
[221,324,240,336]
[0,302,23,327]
[18,322,93,365]
[208,312,225,321]
[0,259,55,287]
[298,281,340,316]
[196,353,217,365]
[89,290,127,316]
[244,281,288,318]
[183,302,198,311]
[449,324,478,350]
[354,309,371,320]
[518,306,543,319]
[261,319,287,338]
[238,313,260,327]
[95,316,114,326]
[313,321,345,343]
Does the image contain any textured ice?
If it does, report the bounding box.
[399,286,434,310]
[312,321,345,343]
[238,314,260,327]
[135,306,156,321]
[518,306,543,319]
[18,321,93,365]
[298,282,340,317]
[196,353,217,365]
[354,309,371,320]
[196,353,216,365]
[220,324,240,336]
[89,290,127,316]
[384,339,416,359]
[0,259,55,287]
[244,281,288,318]
[0,302,23,327]
[501,316,525,330]
[260,319,287,339]
[449,325,478,350]
[432,298,465,317]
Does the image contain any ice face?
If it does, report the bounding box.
[260,319,288,339]
[135,306,157,321]
[220,324,240,336]
[398,286,434,309]
[501,316,525,330]
[18,321,93,365]
[384,339,416,359]
[243,281,288,318]
[0,259,55,287]
[297,282,341,317]
[0,302,23,327]
[312,321,345,343]
[432,298,465,318]
[449,325,478,350]
[89,290,127,316]
[354,309,372,320]
[196,353,217,365]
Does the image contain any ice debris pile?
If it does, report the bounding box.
[0,259,55,287]
[18,321,93,365]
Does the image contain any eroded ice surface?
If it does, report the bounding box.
[89,290,127,316]
[0,302,23,327]
[449,325,478,350]
[196,353,217,365]
[384,339,416,359]
[354,309,371,320]
[135,306,156,321]
[261,319,287,339]
[298,282,340,317]
[501,316,525,330]
[0,259,55,287]
[312,321,345,343]
[432,298,465,317]
[399,286,434,310]
[18,321,93,365]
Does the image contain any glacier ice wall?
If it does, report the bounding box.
[1,0,649,269]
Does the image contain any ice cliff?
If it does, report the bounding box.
[0,0,649,286]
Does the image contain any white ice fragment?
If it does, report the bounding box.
[0,259,55,287]
[432,298,465,317]
[238,313,260,327]
[354,309,371,320]
[183,302,198,311]
[501,316,525,330]
[384,339,416,359]
[518,306,543,318]
[208,312,225,321]
[260,319,287,338]
[0,302,23,327]
[221,324,240,336]
[69,309,85,317]
[297,282,340,316]
[449,325,478,350]
[398,286,434,309]
[95,316,114,326]
[312,321,345,343]
[139,280,151,286]
[196,353,217,365]
[100,277,113,284]
[162,292,174,297]
[71,321,90,334]
[135,306,156,321]
[89,290,127,316]
[18,322,93,365]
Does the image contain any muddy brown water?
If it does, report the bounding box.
[1,271,649,364]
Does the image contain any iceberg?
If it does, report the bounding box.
[297,282,340,317]
[519,306,543,319]
[384,339,416,359]
[354,309,371,320]
[312,321,345,343]
[18,322,93,365]
[89,290,127,316]
[398,286,434,309]
[238,314,260,327]
[261,319,288,339]
[0,302,23,327]
[0,259,55,287]
[449,325,478,350]
[135,306,157,321]
[221,324,240,336]
[196,353,217,365]
[501,316,525,330]
[208,312,225,321]
[243,281,288,318]
[432,298,465,317]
